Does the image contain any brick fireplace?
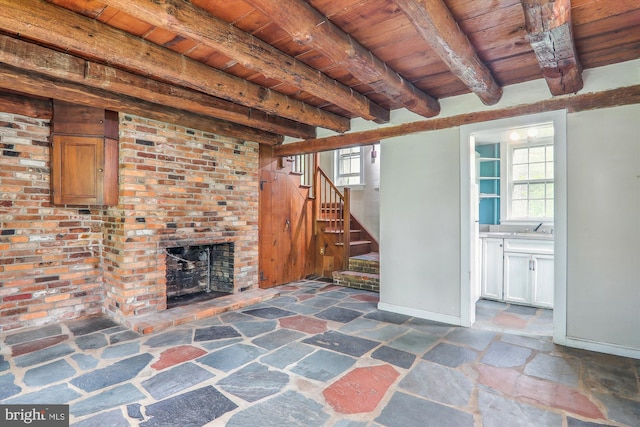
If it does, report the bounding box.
[0,110,260,331]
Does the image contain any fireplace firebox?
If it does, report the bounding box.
[165,243,234,308]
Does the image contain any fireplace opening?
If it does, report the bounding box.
[165,243,234,309]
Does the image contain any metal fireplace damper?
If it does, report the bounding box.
[165,243,234,309]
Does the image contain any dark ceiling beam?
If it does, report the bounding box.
[98,0,389,124]
[274,84,640,156]
[0,34,314,139]
[0,90,52,120]
[242,0,441,118]
[0,65,283,145]
[521,0,584,95]
[0,0,350,133]
[394,0,503,106]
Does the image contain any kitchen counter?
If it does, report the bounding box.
[479,231,554,241]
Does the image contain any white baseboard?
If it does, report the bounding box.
[377,302,463,326]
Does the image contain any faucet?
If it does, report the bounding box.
[534,222,543,232]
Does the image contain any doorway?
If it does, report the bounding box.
[459,111,567,344]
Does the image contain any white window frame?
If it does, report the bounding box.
[334,146,364,187]
[500,132,554,224]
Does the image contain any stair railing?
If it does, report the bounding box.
[289,153,316,197]
[315,167,351,265]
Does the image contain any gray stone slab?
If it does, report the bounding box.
[375,391,474,427]
[372,345,416,369]
[141,362,214,400]
[2,383,80,404]
[71,383,145,417]
[71,354,98,370]
[364,310,411,325]
[217,362,289,402]
[23,359,76,387]
[478,388,563,427]
[357,324,409,342]
[14,343,74,368]
[338,318,381,334]
[101,342,140,359]
[67,316,119,336]
[109,330,141,345]
[284,303,323,315]
[318,290,351,299]
[334,421,367,427]
[501,334,556,352]
[72,409,130,427]
[524,353,580,387]
[242,307,296,319]
[260,342,315,369]
[567,417,614,427]
[481,342,532,368]
[300,296,339,309]
[0,373,21,400]
[194,325,241,342]
[76,333,108,350]
[505,304,538,315]
[594,392,640,426]
[422,342,478,367]
[233,320,277,337]
[140,386,237,427]
[218,311,257,323]
[291,349,355,381]
[143,329,193,348]
[71,353,153,392]
[0,355,8,373]
[200,338,243,351]
[445,328,496,351]
[399,361,473,406]
[387,330,438,355]
[405,318,454,336]
[198,343,267,372]
[4,324,62,345]
[303,331,379,357]
[268,296,298,307]
[252,329,305,350]
[584,360,639,398]
[315,306,362,323]
[226,390,330,427]
[127,403,144,421]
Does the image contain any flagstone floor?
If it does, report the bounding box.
[1,280,639,426]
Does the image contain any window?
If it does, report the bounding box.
[504,128,554,220]
[335,146,363,186]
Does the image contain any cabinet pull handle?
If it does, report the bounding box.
[97,168,104,172]
[531,259,535,271]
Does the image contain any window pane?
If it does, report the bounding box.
[512,164,528,180]
[529,163,545,179]
[529,200,545,217]
[546,161,554,179]
[512,148,528,164]
[546,183,554,198]
[513,184,528,199]
[529,183,545,199]
[546,200,554,217]
[546,145,554,161]
[529,146,545,162]
[512,200,527,218]
[350,158,360,174]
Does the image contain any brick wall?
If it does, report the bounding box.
[0,112,103,332]
[0,111,260,331]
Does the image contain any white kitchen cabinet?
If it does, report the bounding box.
[481,236,554,308]
[481,238,504,300]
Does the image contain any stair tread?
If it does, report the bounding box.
[333,270,379,279]
[335,240,372,246]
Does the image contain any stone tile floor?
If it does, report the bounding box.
[1,279,639,426]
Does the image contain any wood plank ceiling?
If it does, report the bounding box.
[0,0,638,147]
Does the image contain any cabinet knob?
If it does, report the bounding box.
[97,168,104,172]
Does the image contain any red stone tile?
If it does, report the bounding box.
[492,312,529,329]
[279,315,328,334]
[296,294,315,301]
[11,335,69,356]
[477,364,604,419]
[319,285,342,292]
[351,294,379,303]
[151,345,207,370]
[323,364,400,414]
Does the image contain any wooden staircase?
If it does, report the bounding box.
[332,251,380,292]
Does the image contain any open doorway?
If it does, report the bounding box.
[459,111,567,343]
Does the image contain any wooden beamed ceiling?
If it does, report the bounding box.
[0,0,638,148]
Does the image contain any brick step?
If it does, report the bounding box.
[332,270,380,293]
[348,253,380,274]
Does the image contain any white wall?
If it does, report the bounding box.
[379,128,462,323]
[564,104,640,351]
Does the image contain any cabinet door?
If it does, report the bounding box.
[504,252,531,305]
[532,255,554,308]
[481,238,504,300]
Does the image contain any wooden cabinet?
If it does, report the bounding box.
[51,135,118,206]
[50,100,119,206]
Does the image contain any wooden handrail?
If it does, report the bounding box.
[315,166,351,263]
